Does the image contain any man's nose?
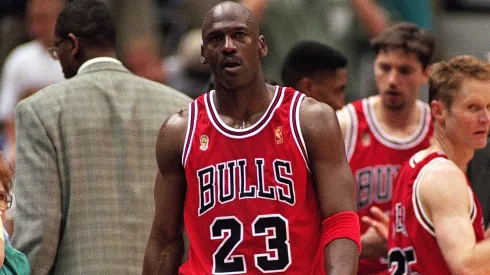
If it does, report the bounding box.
[388,70,400,84]
[223,36,237,53]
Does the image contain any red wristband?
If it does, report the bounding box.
[321,211,361,254]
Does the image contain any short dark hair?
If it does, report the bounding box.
[281,41,348,89]
[55,0,116,49]
[370,22,434,69]
[429,55,490,109]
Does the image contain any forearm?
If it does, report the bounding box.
[143,237,184,275]
[324,238,359,274]
[351,0,389,38]
[360,233,386,258]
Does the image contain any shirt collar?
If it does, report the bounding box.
[77,57,122,74]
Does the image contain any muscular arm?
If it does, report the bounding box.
[301,98,359,274]
[421,162,490,274]
[143,110,188,275]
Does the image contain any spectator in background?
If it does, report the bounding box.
[11,0,191,274]
[281,41,348,110]
[0,0,28,73]
[0,152,29,274]
[0,0,65,164]
[123,35,167,83]
[165,28,212,98]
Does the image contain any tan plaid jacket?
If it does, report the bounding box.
[12,61,192,274]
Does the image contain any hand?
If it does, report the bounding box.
[361,206,389,241]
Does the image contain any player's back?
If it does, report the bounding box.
[181,87,323,274]
[341,96,433,274]
[388,152,485,274]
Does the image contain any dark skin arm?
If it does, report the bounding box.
[142,109,188,275]
[300,97,359,274]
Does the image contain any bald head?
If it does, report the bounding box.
[202,1,258,37]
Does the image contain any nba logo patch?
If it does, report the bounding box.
[361,132,371,147]
[200,135,209,151]
[275,126,283,144]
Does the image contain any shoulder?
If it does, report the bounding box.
[110,71,193,105]
[418,159,469,213]
[300,96,337,126]
[299,97,342,144]
[157,107,190,143]
[156,107,190,159]
[336,99,362,139]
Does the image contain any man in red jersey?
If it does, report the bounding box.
[367,55,490,274]
[336,22,435,274]
[143,1,360,274]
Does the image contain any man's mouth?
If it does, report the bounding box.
[222,59,242,73]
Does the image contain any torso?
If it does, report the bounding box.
[180,87,324,275]
[388,152,485,274]
[342,96,433,274]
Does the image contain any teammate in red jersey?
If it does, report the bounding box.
[142,1,360,274]
[336,22,435,274]
[383,55,490,274]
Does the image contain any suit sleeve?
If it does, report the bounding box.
[12,100,62,275]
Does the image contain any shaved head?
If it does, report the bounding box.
[202,1,258,37]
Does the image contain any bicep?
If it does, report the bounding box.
[422,169,475,273]
[150,115,188,243]
[302,101,356,219]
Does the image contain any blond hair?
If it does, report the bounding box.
[429,55,490,108]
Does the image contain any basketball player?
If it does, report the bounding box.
[143,1,360,274]
[281,40,348,110]
[386,55,490,274]
[336,22,435,274]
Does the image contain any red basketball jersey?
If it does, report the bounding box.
[180,87,324,274]
[387,152,485,274]
[342,97,433,274]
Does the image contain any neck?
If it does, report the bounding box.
[82,48,117,62]
[430,125,474,172]
[213,79,273,125]
[375,96,420,129]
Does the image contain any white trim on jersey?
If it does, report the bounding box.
[289,92,309,171]
[182,101,198,167]
[344,103,357,161]
[411,156,477,237]
[468,186,477,223]
[205,87,284,139]
[364,97,431,150]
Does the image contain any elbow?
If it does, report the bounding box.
[453,258,487,275]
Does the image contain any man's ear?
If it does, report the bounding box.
[258,35,268,57]
[431,99,446,125]
[200,45,207,64]
[422,64,432,85]
[298,77,316,97]
[68,33,80,57]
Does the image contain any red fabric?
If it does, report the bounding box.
[180,87,323,274]
[321,211,361,254]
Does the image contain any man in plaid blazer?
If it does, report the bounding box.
[11,0,192,274]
